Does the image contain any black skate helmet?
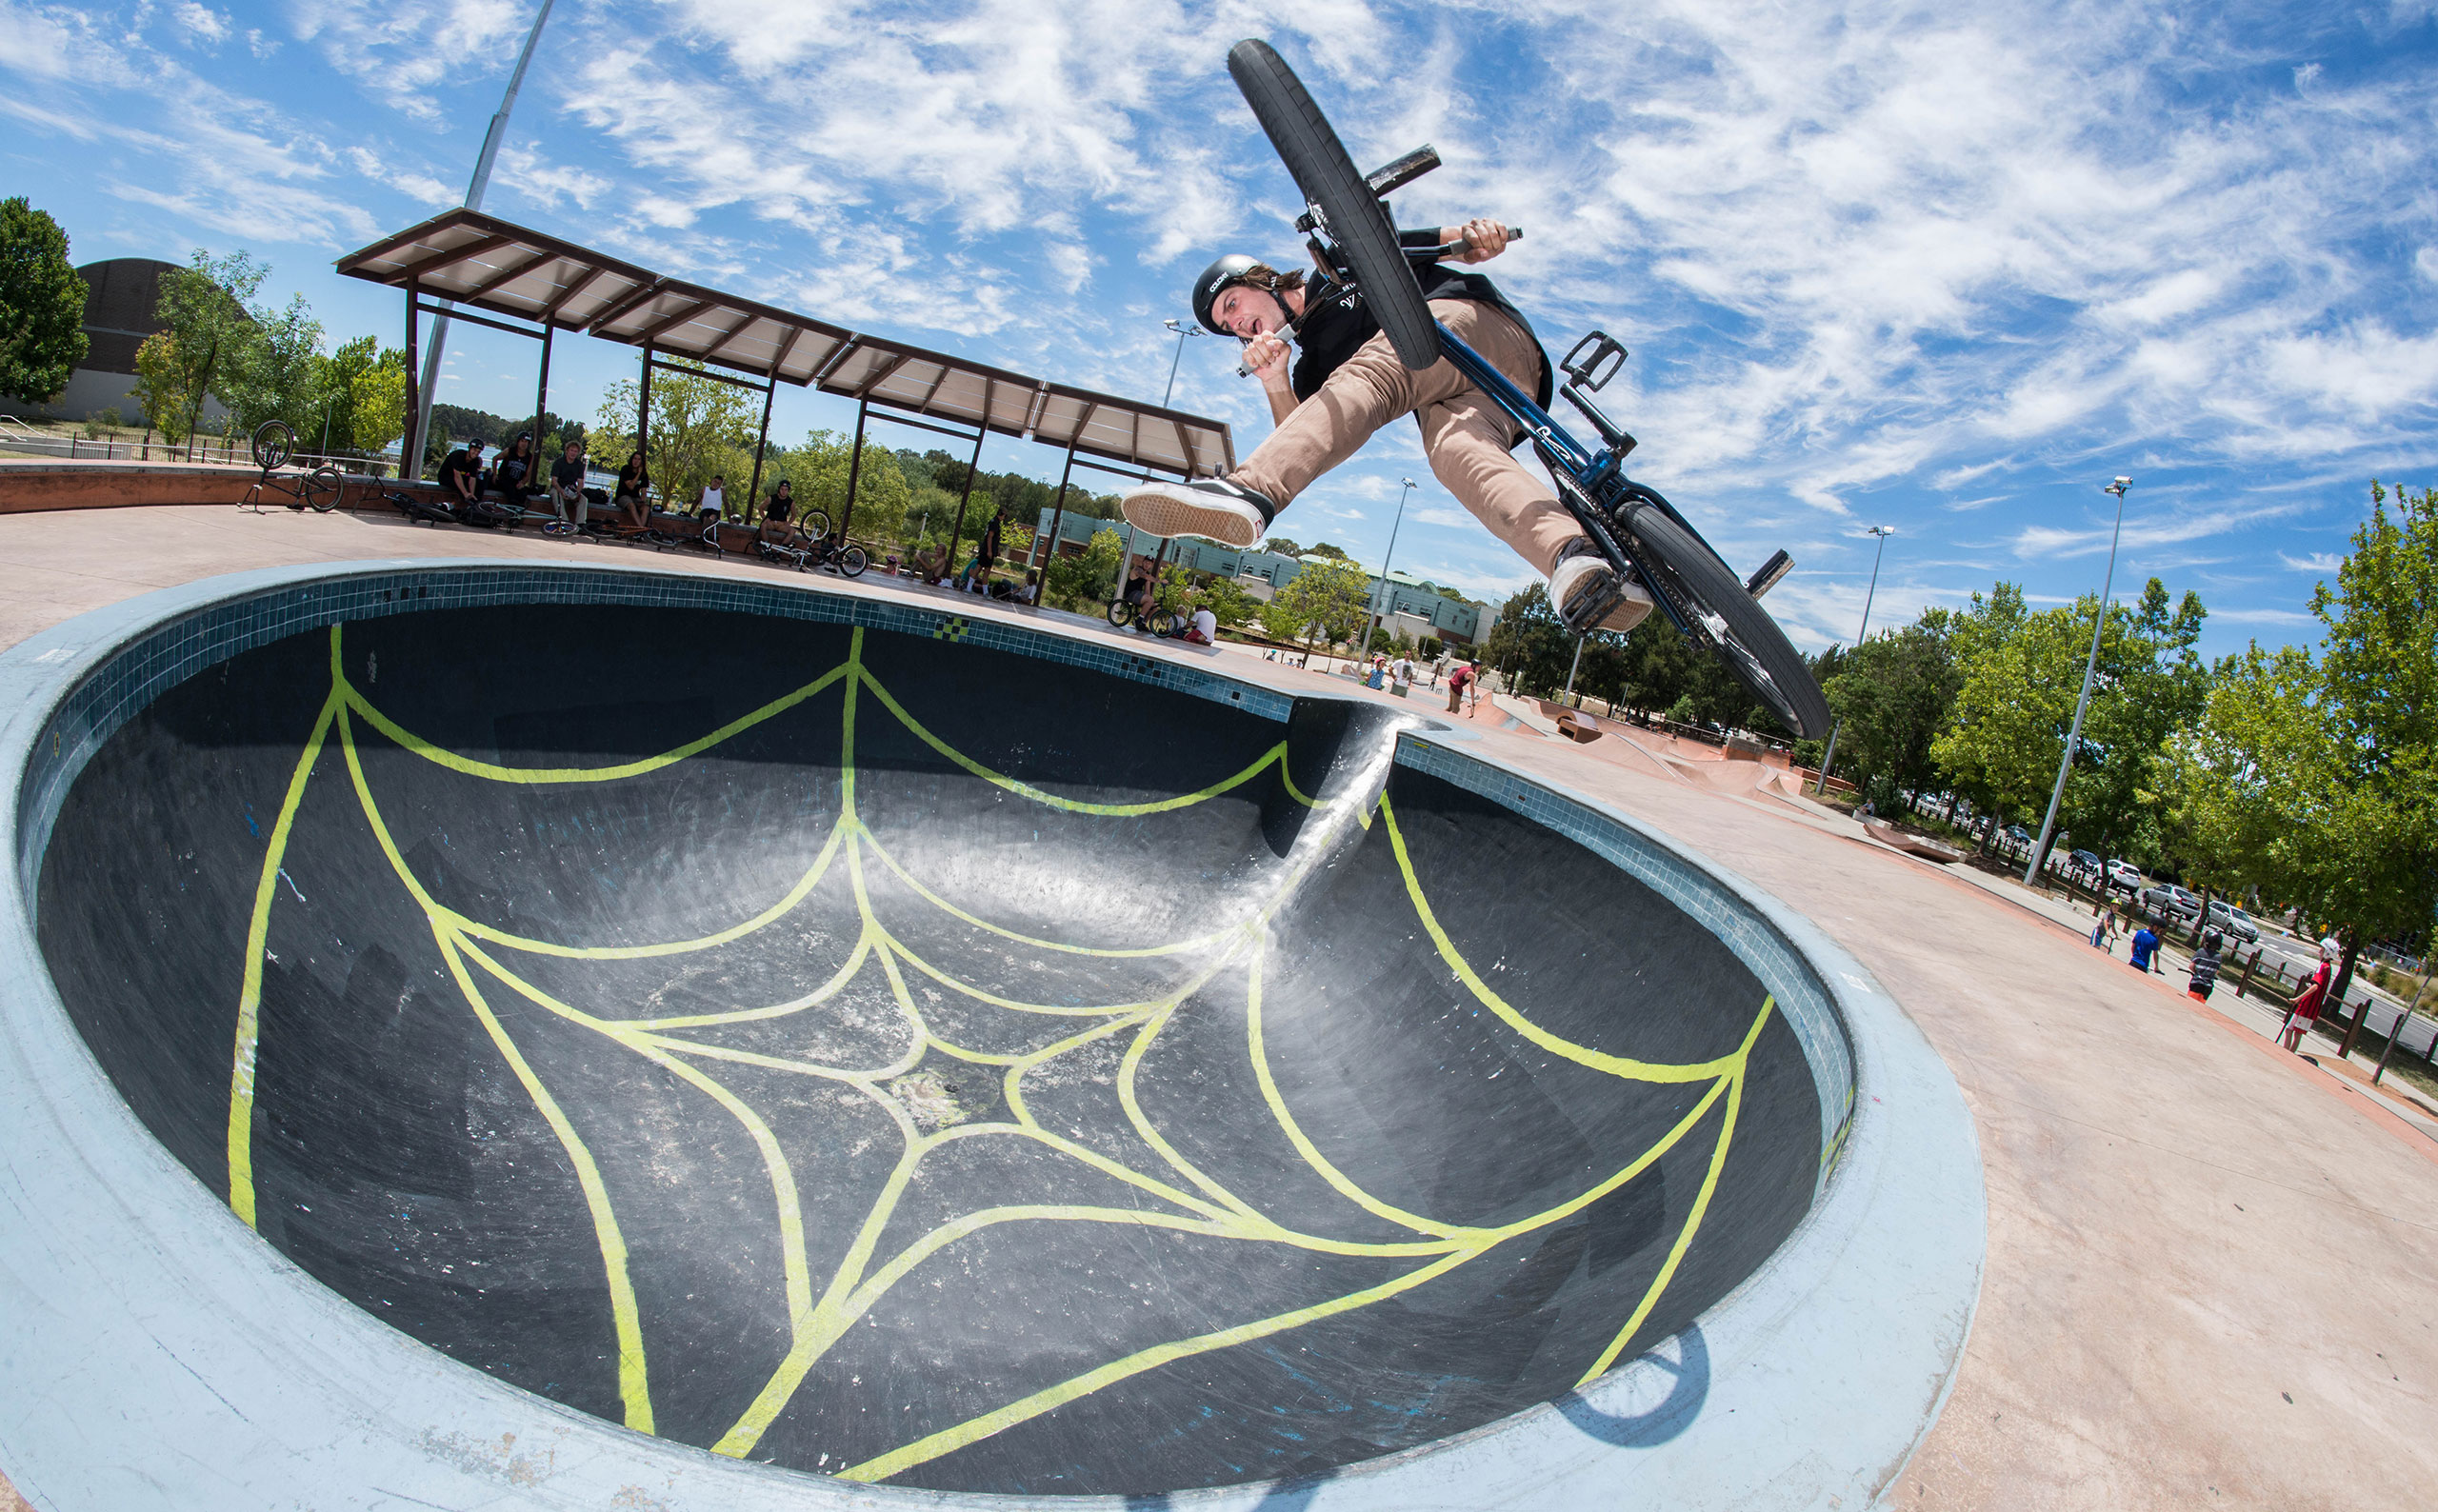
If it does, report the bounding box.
[1191,253,1265,335]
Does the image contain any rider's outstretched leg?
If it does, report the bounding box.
[1121,299,1478,547]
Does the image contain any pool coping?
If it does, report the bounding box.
[0,559,1985,1511]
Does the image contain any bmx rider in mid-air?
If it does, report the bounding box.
[1122,221,1652,632]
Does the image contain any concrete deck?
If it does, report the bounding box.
[4,503,2435,1509]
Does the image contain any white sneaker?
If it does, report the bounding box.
[1549,541,1654,632]
[1121,476,1276,549]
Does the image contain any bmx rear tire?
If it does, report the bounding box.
[836,546,869,579]
[1228,39,1441,371]
[306,465,345,513]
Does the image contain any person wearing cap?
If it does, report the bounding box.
[2280,938,2338,1051]
[436,438,486,510]
[1121,228,1652,636]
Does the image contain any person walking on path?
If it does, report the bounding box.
[2280,939,2337,1051]
[2091,905,2120,955]
[2128,922,2163,974]
[2188,931,2225,1002]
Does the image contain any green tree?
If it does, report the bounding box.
[1823,608,1965,804]
[1264,555,1372,651]
[154,249,266,459]
[1303,541,1350,561]
[1045,527,1125,611]
[1478,585,1575,697]
[1200,575,1258,630]
[594,362,758,511]
[221,292,327,440]
[2161,483,2438,1040]
[310,335,408,457]
[131,331,197,448]
[1932,579,2205,863]
[0,197,88,405]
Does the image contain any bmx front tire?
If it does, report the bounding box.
[1227,39,1441,371]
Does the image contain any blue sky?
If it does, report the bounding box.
[7,1,2436,657]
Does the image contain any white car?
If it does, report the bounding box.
[2104,860,2144,894]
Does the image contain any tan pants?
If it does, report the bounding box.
[1232,299,1580,576]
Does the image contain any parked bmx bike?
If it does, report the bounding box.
[238,420,345,515]
[1224,39,1828,738]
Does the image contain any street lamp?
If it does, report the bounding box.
[2025,477,2132,885]
[1363,478,1419,656]
[1813,525,1896,793]
[1125,319,1212,575]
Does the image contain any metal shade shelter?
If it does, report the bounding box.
[335,209,1235,550]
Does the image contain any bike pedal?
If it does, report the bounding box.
[1560,329,1628,391]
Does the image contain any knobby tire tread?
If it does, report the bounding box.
[1626,505,1831,738]
[1228,40,1440,370]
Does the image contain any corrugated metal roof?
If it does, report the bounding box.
[336,209,1233,479]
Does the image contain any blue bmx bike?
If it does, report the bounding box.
[1228,40,1830,739]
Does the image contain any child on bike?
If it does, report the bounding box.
[1122,223,1651,634]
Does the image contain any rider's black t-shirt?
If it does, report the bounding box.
[1288,229,1552,408]
[766,491,793,521]
[438,448,480,496]
[550,456,584,487]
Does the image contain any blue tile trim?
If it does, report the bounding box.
[1393,733,1857,1179]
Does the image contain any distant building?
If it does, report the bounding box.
[1029,508,1489,643]
[0,258,235,427]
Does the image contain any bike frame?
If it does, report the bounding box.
[1431,320,1706,641]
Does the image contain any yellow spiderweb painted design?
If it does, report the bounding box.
[224,623,1777,1482]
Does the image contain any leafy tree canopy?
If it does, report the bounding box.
[0,196,88,405]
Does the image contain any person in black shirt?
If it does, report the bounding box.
[612,452,650,530]
[436,440,484,510]
[546,439,588,523]
[494,434,538,497]
[1122,221,1650,631]
[760,479,805,547]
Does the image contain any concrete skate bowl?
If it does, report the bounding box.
[0,564,1983,1511]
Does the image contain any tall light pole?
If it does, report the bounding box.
[2026,477,2132,885]
[1363,478,1418,655]
[1124,318,1209,572]
[1813,524,1895,793]
[407,0,557,478]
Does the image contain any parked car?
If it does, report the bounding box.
[2206,899,2261,944]
[2066,848,2102,879]
[2004,825,2031,847]
[2104,859,2144,894]
[2140,884,2201,918]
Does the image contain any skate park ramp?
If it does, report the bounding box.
[1,567,1978,1509]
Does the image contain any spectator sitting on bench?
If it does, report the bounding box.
[910,542,948,584]
[494,435,540,498]
[1017,571,1040,606]
[612,452,650,529]
[437,440,486,512]
[545,439,588,523]
[760,480,804,546]
[695,476,728,523]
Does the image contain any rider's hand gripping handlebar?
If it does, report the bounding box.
[1231,226,1523,377]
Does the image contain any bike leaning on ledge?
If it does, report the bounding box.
[1226,39,1829,739]
[238,420,346,514]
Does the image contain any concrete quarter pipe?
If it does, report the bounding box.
[0,564,1980,1510]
